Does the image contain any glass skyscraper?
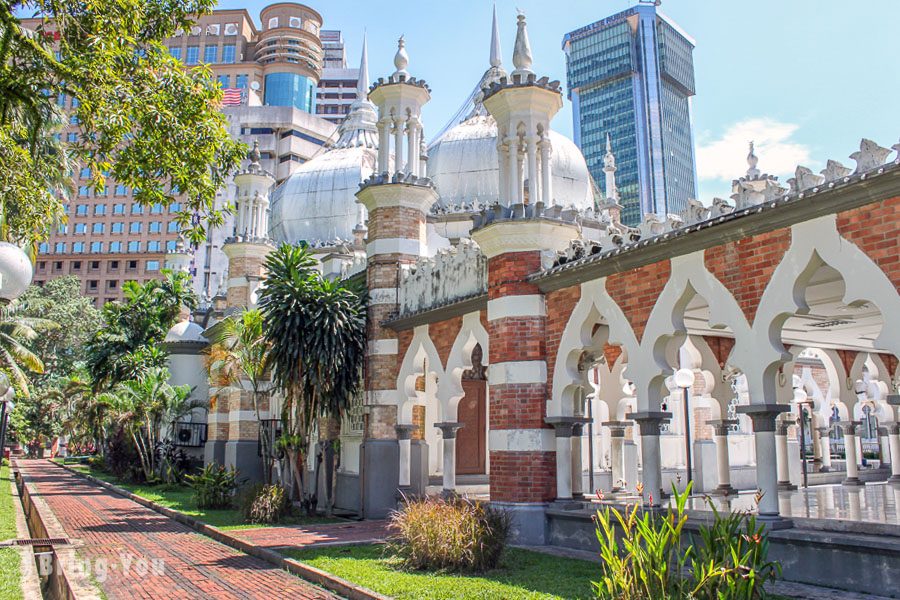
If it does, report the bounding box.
[563,3,698,225]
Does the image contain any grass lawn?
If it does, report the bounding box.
[59,460,337,531]
[285,545,597,600]
[0,465,22,600]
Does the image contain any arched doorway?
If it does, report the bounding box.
[456,344,487,475]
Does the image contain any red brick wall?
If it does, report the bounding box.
[702,335,735,370]
[835,196,900,290]
[489,383,547,430]
[487,252,542,298]
[605,260,672,343]
[545,286,582,407]
[429,316,463,368]
[704,228,792,326]
[489,451,556,502]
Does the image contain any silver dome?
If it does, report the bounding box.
[427,114,595,210]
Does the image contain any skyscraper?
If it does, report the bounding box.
[563,1,698,225]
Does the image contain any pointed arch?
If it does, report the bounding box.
[438,311,490,421]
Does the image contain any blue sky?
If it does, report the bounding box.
[220,0,899,200]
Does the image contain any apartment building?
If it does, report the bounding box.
[316,30,361,124]
[30,2,341,303]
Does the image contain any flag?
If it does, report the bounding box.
[221,88,244,107]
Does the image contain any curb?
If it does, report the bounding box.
[54,461,389,600]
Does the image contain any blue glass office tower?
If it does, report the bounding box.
[563,3,698,225]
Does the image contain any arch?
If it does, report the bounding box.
[437,312,490,422]
[395,325,444,425]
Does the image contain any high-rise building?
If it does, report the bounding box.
[563,1,698,225]
[28,3,340,303]
[316,30,362,124]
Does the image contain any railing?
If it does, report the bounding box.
[258,419,283,459]
[172,422,207,448]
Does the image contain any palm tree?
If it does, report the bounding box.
[206,309,273,483]
[0,299,58,397]
[258,243,366,512]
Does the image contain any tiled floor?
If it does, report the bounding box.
[234,520,387,551]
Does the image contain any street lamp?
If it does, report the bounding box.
[0,374,12,461]
[793,387,814,488]
[0,241,33,304]
[674,368,696,490]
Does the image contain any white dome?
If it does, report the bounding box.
[269,145,376,245]
[165,319,207,343]
[0,242,33,301]
[427,114,595,210]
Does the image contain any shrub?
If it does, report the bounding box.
[104,430,142,481]
[186,463,237,509]
[387,496,510,573]
[238,483,291,524]
[592,483,780,600]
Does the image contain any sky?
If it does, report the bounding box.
[219,0,900,201]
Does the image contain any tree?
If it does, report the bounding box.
[86,270,197,389]
[18,276,101,388]
[108,366,201,482]
[206,309,273,483]
[1,0,245,244]
[0,298,57,397]
[258,243,367,511]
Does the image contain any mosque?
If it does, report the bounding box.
[162,7,900,568]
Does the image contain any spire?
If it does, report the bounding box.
[393,35,409,77]
[603,134,619,201]
[357,33,369,96]
[490,4,502,68]
[606,132,613,154]
[746,141,760,178]
[511,12,534,77]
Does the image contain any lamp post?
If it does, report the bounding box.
[0,374,12,461]
[793,387,814,488]
[674,368,696,490]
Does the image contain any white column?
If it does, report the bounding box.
[817,427,832,472]
[605,422,627,491]
[549,420,574,501]
[526,136,539,204]
[436,423,462,495]
[739,406,789,521]
[776,421,795,490]
[571,423,585,498]
[888,424,900,483]
[516,145,525,204]
[377,118,390,173]
[710,420,736,495]
[497,141,509,206]
[398,438,411,487]
[393,118,404,174]
[506,136,517,205]
[841,421,864,486]
[406,119,418,177]
[540,135,552,205]
[630,413,668,506]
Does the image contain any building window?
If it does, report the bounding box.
[69,114,79,125]
[151,203,164,214]
[91,223,105,234]
[89,260,100,270]
[73,242,85,254]
[167,221,180,233]
[75,204,88,216]
[114,184,127,196]
[204,45,217,64]
[107,280,118,290]
[127,260,138,271]
[74,223,87,235]
[146,260,160,272]
[90,241,103,253]
[166,240,177,252]
[217,74,230,88]
[267,16,278,29]
[169,46,182,60]
[78,186,90,197]
[57,223,67,234]
[127,241,141,253]
[149,221,162,234]
[55,242,66,253]
[94,204,106,216]
[185,46,199,65]
[169,202,182,213]
[131,203,143,215]
[88,280,98,291]
[67,132,78,143]
[129,222,142,234]
[147,240,161,252]
[222,44,236,64]
[111,222,124,234]
[109,241,122,253]
[235,74,248,88]
[38,242,50,253]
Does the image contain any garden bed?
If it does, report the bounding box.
[284,544,597,600]
[0,465,22,600]
[57,460,339,530]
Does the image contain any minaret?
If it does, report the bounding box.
[603,134,619,202]
[356,37,437,517]
[484,12,561,207]
[215,141,276,482]
[490,4,503,69]
[471,12,582,540]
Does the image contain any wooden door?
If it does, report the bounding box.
[456,379,486,475]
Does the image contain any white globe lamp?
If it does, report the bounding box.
[0,242,33,303]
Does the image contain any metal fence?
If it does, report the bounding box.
[172,422,207,448]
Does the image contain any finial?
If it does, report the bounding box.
[357,33,369,95]
[490,4,503,68]
[249,139,261,164]
[393,35,409,77]
[511,11,534,77]
[746,141,760,178]
[605,132,613,154]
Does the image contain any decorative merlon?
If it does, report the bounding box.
[398,239,486,316]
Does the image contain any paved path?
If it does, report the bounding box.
[234,520,387,551]
[17,460,338,600]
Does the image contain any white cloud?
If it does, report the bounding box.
[696,118,812,182]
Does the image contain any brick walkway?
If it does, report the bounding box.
[18,460,338,599]
[234,520,388,551]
